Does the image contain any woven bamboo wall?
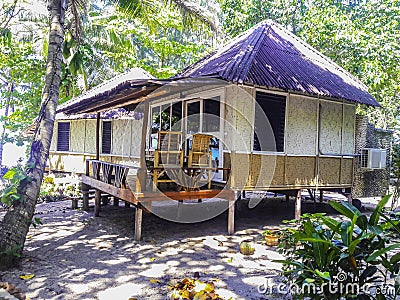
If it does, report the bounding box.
[130,119,143,157]
[320,101,342,154]
[111,119,132,156]
[286,95,318,155]
[84,120,96,154]
[225,152,353,190]
[343,105,356,154]
[224,85,254,152]
[50,122,57,151]
[70,120,86,152]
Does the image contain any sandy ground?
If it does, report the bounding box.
[0,194,346,300]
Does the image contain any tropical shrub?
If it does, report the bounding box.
[276,195,400,299]
[39,174,81,202]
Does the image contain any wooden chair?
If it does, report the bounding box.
[188,133,213,189]
[152,131,184,190]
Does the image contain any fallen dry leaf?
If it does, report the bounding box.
[149,278,161,284]
[19,274,35,280]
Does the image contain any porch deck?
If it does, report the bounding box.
[81,160,235,240]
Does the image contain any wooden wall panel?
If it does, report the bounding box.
[230,152,251,189]
[224,85,254,152]
[111,119,132,156]
[341,158,353,185]
[233,87,254,152]
[286,95,317,155]
[343,105,356,154]
[247,154,277,188]
[70,120,86,152]
[50,122,57,151]
[319,157,340,185]
[320,101,342,154]
[130,119,143,157]
[84,120,96,154]
[285,156,316,186]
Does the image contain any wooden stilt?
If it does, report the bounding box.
[82,161,90,211]
[285,194,290,202]
[242,190,246,199]
[82,186,89,211]
[319,190,323,202]
[72,198,78,209]
[101,195,109,206]
[295,189,302,220]
[347,193,352,204]
[94,189,101,217]
[135,206,143,241]
[95,112,100,161]
[113,197,119,206]
[228,192,237,235]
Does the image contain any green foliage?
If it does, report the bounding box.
[39,175,81,202]
[276,196,400,299]
[0,164,32,206]
[220,0,400,130]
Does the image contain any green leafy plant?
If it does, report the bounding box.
[276,195,400,299]
[0,165,32,206]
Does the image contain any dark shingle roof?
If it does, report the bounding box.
[175,20,379,106]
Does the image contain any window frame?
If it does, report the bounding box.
[252,90,287,154]
[149,100,183,150]
[56,121,70,152]
[101,120,112,154]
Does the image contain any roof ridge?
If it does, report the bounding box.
[221,24,269,82]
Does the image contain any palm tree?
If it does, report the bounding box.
[0,0,218,269]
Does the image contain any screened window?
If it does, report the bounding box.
[253,92,286,152]
[150,102,182,148]
[203,98,220,132]
[102,121,112,154]
[57,122,70,151]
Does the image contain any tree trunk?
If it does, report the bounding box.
[0,0,67,269]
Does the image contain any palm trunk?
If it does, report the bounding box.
[0,0,67,269]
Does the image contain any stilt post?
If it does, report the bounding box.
[95,112,100,160]
[228,191,237,235]
[295,189,302,220]
[94,189,101,217]
[135,206,143,241]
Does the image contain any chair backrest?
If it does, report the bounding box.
[154,131,183,167]
[158,131,181,151]
[189,133,213,167]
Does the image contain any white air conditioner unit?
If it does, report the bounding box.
[360,148,387,169]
